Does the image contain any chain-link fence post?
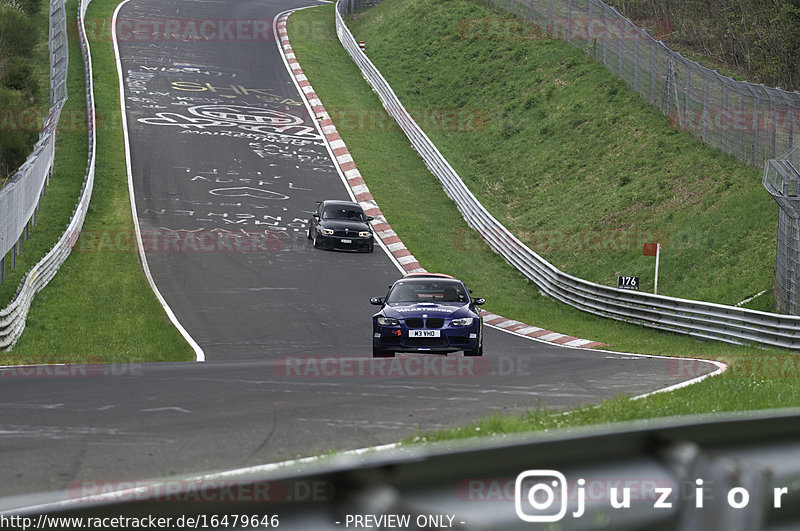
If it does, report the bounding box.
[764,148,800,314]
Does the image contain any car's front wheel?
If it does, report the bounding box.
[372,347,395,358]
[464,337,483,357]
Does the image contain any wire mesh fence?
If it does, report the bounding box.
[0,0,68,284]
[342,0,387,11]
[490,0,800,169]
[764,146,800,314]
[342,0,800,168]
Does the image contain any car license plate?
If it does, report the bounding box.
[409,330,440,338]
[341,239,352,244]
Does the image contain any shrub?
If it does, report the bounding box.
[0,4,38,59]
[1,57,38,102]
[0,86,37,179]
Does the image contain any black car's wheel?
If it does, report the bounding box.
[372,347,395,358]
[365,242,374,253]
[464,336,483,357]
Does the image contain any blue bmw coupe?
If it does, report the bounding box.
[370,273,485,358]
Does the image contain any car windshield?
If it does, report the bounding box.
[323,207,365,221]
[387,281,469,304]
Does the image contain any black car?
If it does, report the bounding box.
[307,200,375,252]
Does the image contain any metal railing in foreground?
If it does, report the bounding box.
[333,0,800,350]
[9,409,800,530]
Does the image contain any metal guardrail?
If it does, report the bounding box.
[10,409,800,530]
[0,0,97,350]
[334,0,800,350]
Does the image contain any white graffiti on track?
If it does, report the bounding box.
[139,112,232,128]
[189,105,302,125]
[144,228,295,253]
[126,70,156,94]
[178,129,321,146]
[136,166,318,230]
[170,82,302,105]
[138,63,236,78]
[138,105,320,140]
[209,187,289,200]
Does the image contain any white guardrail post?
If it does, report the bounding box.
[333,0,800,350]
[0,0,97,350]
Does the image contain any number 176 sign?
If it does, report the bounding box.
[617,276,639,290]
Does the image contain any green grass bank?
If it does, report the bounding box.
[347,0,775,312]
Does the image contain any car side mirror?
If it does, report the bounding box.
[370,297,383,305]
[473,297,485,305]
[312,213,319,219]
[367,216,374,221]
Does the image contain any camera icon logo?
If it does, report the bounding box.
[515,470,568,522]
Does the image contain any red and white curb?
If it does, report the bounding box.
[276,12,606,350]
[477,312,606,348]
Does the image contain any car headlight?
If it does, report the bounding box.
[377,317,399,326]
[320,228,334,235]
[450,317,474,327]
[358,231,371,238]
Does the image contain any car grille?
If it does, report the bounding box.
[333,230,364,237]
[404,318,445,329]
[426,318,444,329]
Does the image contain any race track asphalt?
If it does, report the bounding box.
[0,0,718,502]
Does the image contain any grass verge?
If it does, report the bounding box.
[288,3,800,433]
[2,0,193,362]
[346,0,775,312]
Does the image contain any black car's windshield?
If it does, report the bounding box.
[323,207,365,221]
[387,281,469,304]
